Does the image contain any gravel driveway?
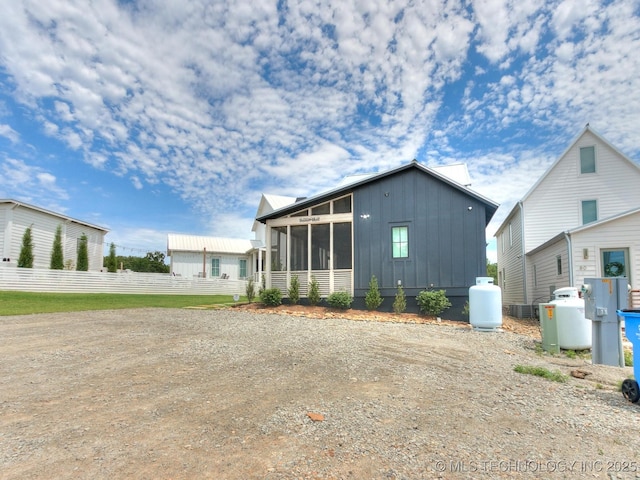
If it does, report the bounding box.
[1,308,639,479]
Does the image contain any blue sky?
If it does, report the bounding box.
[1,0,639,262]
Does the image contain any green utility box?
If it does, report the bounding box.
[539,303,560,354]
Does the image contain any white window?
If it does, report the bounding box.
[556,255,562,276]
[239,259,247,278]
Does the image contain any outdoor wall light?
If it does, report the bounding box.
[468,206,473,211]
[360,214,370,219]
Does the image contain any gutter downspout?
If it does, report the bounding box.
[519,201,528,304]
[564,231,574,287]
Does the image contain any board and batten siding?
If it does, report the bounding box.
[524,130,640,252]
[353,168,488,299]
[496,205,526,305]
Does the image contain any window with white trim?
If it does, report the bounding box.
[580,146,596,174]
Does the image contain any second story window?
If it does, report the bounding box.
[580,146,596,174]
[582,200,597,224]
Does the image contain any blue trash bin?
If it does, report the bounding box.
[617,310,640,403]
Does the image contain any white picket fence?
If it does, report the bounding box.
[0,267,248,296]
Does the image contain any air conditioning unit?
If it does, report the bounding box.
[509,304,535,318]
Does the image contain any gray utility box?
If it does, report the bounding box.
[583,277,627,367]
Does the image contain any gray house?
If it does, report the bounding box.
[256,161,499,318]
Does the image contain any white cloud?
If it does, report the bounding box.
[0,157,69,202]
[0,124,19,143]
[0,0,638,252]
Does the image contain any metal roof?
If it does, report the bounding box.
[0,198,109,232]
[257,160,499,224]
[167,234,254,255]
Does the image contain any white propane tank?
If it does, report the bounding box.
[469,277,502,331]
[550,287,591,350]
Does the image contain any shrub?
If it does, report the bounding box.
[393,284,406,314]
[246,277,256,303]
[416,289,451,316]
[326,291,353,310]
[365,275,383,311]
[288,275,300,305]
[260,288,282,307]
[259,274,266,295]
[50,225,64,270]
[76,233,89,271]
[308,275,321,306]
[625,349,633,367]
[18,226,34,268]
[106,242,117,273]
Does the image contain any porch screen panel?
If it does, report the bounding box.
[333,222,352,269]
[311,224,330,270]
[271,226,287,271]
[290,225,308,271]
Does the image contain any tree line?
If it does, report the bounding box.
[17,225,169,273]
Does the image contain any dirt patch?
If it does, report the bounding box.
[232,302,543,338]
[1,308,638,480]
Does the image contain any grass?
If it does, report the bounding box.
[624,349,633,367]
[0,291,243,316]
[513,364,569,383]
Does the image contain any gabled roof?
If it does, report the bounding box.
[167,233,253,255]
[252,193,297,233]
[257,160,499,224]
[0,198,109,233]
[496,125,640,234]
[335,162,472,188]
[527,206,640,256]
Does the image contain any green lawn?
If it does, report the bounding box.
[0,291,243,316]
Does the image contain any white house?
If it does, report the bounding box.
[0,199,108,271]
[495,126,640,315]
[167,233,256,280]
[167,196,298,282]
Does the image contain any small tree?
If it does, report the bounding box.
[76,234,89,271]
[365,275,383,310]
[416,289,451,316]
[246,277,256,303]
[106,242,117,273]
[288,275,300,305]
[393,284,407,314]
[308,275,321,306]
[50,225,64,270]
[18,226,34,268]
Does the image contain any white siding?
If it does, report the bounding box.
[527,239,570,304]
[524,130,640,251]
[571,212,640,289]
[526,211,640,304]
[170,251,249,280]
[496,206,526,304]
[1,203,106,271]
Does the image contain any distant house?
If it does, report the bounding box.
[495,126,640,316]
[0,199,108,271]
[256,160,498,318]
[167,234,258,280]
